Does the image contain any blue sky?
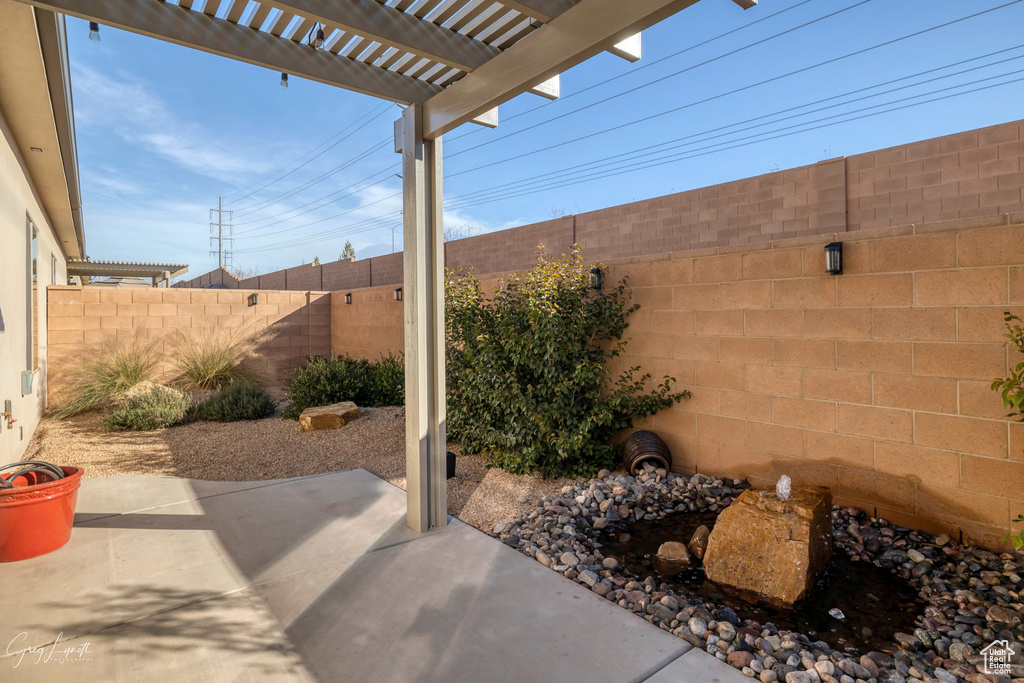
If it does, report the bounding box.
[67,0,1024,277]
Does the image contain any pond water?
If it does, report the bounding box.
[596,511,924,655]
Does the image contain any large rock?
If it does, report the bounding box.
[298,402,362,431]
[703,485,832,605]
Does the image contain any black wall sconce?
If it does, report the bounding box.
[394,287,403,302]
[589,267,602,291]
[247,293,259,306]
[825,242,843,275]
[345,292,352,305]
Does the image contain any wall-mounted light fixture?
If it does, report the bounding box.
[394,287,403,302]
[824,242,843,275]
[279,73,289,90]
[248,293,259,306]
[345,292,352,305]
[88,22,101,44]
[589,267,602,291]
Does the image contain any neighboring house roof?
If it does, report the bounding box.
[0,4,84,258]
[67,259,189,285]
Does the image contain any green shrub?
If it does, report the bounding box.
[171,328,261,391]
[993,311,1024,426]
[445,247,687,478]
[53,343,160,418]
[283,354,369,419]
[102,386,191,431]
[283,353,406,418]
[196,383,277,422]
[364,352,405,407]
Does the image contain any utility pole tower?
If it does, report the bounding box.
[209,197,234,271]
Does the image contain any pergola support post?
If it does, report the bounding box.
[399,104,447,533]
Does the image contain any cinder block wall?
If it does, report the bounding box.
[330,284,404,360]
[331,215,1024,548]
[46,287,331,406]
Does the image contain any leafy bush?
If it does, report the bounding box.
[171,328,261,391]
[53,343,160,418]
[102,386,191,431]
[196,383,277,422]
[364,352,405,407]
[445,247,687,478]
[992,311,1024,425]
[283,353,404,419]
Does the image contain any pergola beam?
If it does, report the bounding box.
[495,0,580,22]
[422,0,700,138]
[260,0,500,72]
[15,0,441,104]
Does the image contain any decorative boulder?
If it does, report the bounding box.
[703,485,832,605]
[298,402,362,431]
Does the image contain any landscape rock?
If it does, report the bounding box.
[298,402,362,431]
[688,524,711,560]
[703,485,833,604]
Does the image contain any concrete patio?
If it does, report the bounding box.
[1,469,745,682]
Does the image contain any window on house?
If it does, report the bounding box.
[28,220,39,372]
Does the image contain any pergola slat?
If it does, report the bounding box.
[414,0,447,19]
[15,0,441,103]
[257,0,499,72]
[203,0,221,17]
[268,10,292,36]
[290,16,315,43]
[247,3,272,28]
[225,0,246,23]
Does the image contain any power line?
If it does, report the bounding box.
[241,65,1024,254]
[445,0,1024,181]
[445,0,817,144]
[447,72,1024,212]
[231,137,392,218]
[221,101,393,206]
[232,162,400,232]
[446,0,878,159]
[233,1,1024,254]
[445,47,1024,208]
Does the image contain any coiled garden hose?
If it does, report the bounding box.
[0,460,66,489]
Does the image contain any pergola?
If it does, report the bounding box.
[17,0,755,532]
[66,258,189,286]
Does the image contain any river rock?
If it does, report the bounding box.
[689,525,711,560]
[655,540,694,572]
[703,485,833,605]
[298,401,362,431]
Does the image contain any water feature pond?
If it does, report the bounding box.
[596,510,925,656]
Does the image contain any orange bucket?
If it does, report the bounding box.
[0,466,83,562]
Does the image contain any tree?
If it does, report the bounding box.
[312,256,321,266]
[341,241,356,259]
[443,223,479,242]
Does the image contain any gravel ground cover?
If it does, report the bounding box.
[495,467,1024,683]
[24,407,569,533]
